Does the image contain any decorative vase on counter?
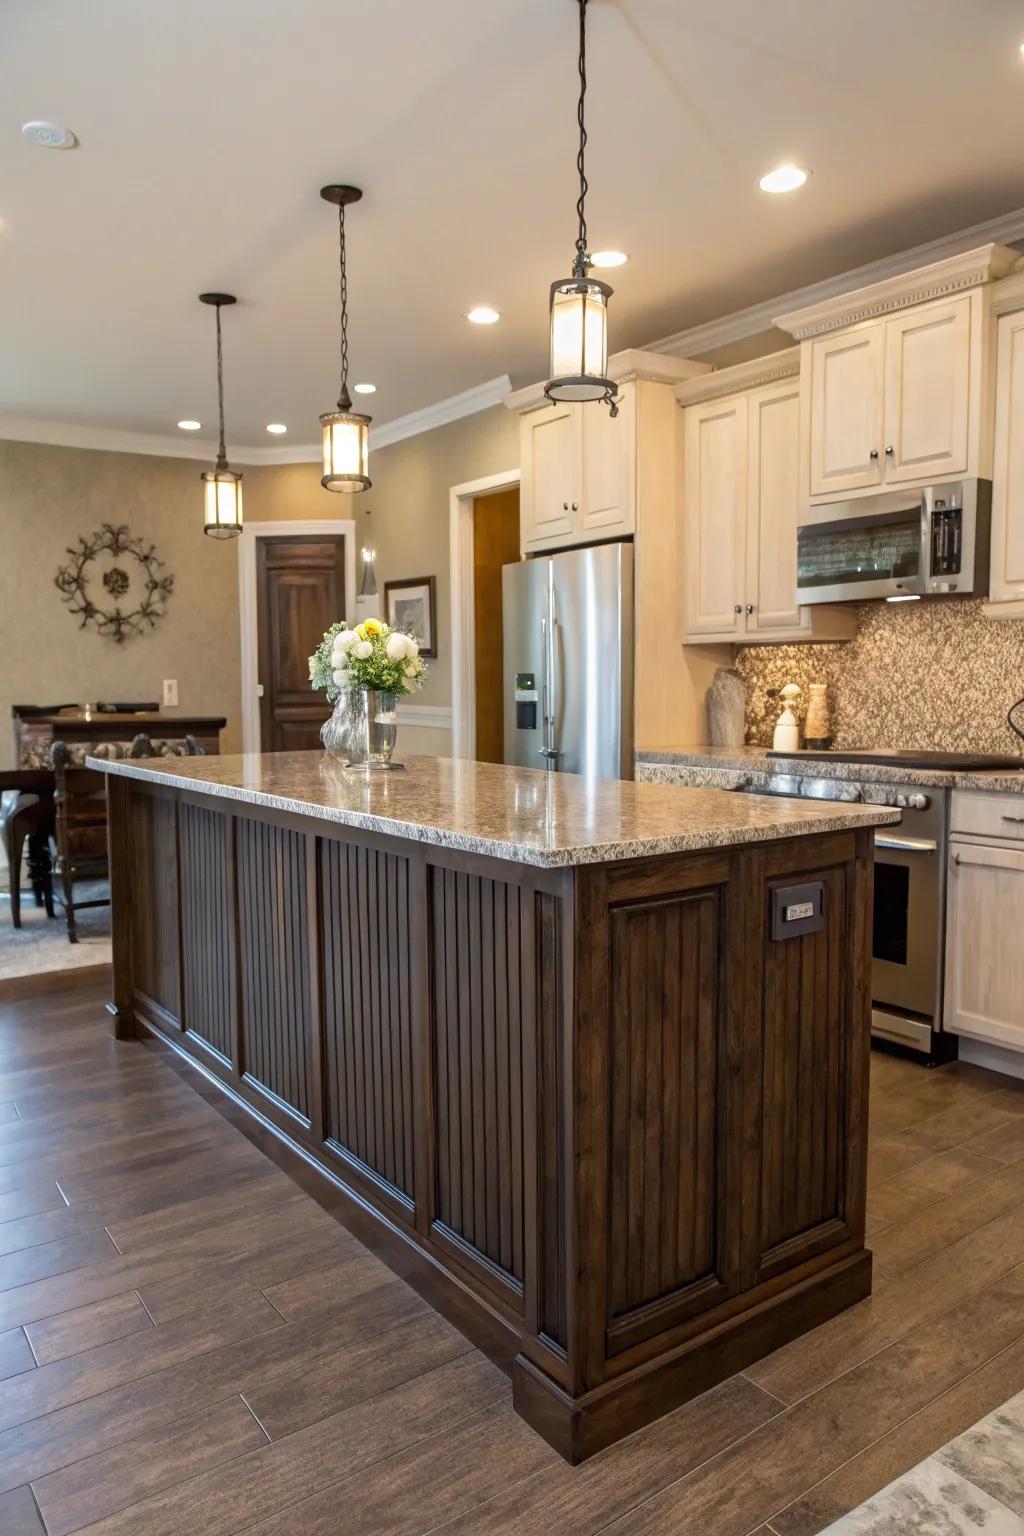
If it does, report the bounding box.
[321,688,399,768]
[706,667,747,748]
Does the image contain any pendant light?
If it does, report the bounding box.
[198,293,244,539]
[359,508,378,597]
[319,185,372,492]
[545,0,618,417]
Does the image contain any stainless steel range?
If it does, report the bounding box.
[740,749,1024,1059]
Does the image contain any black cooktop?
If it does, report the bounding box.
[767,748,1024,771]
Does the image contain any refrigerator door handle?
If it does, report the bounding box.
[539,613,559,768]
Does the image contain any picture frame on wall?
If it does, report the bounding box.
[384,575,437,657]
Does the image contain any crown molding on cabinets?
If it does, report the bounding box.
[649,208,1024,358]
[503,349,711,415]
[775,244,1020,340]
[674,347,800,407]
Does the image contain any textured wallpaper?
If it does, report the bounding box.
[735,599,1024,752]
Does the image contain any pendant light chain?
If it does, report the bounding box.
[337,201,351,411]
[214,302,227,469]
[574,0,589,277]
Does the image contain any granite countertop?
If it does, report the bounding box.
[89,752,901,869]
[637,745,1024,796]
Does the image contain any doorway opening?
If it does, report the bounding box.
[472,487,520,764]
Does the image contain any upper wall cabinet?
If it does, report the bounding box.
[506,349,709,556]
[677,354,856,646]
[985,274,1024,616]
[777,244,1018,507]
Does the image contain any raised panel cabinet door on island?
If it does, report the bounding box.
[682,392,748,638]
[521,402,578,549]
[809,323,885,497]
[989,308,1024,604]
[883,294,972,485]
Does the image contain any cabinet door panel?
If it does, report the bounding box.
[745,381,806,636]
[989,310,1024,603]
[945,842,1024,1051]
[809,325,884,496]
[883,296,971,484]
[682,395,747,639]
[521,404,578,550]
[580,383,636,534]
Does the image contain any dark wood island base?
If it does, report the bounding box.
[97,754,894,1463]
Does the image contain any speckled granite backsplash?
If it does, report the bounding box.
[735,599,1024,751]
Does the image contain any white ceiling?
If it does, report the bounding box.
[4,0,1024,453]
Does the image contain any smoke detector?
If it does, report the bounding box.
[22,121,78,150]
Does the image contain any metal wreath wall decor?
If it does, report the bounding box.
[54,523,174,644]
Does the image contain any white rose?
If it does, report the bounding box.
[352,640,373,660]
[385,633,409,661]
[405,637,420,658]
[332,629,357,656]
[331,668,348,686]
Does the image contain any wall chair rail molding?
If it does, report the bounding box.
[238,519,356,755]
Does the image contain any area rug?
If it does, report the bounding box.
[0,878,112,980]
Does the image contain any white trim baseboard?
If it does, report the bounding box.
[449,469,521,759]
[0,375,514,467]
[238,519,357,756]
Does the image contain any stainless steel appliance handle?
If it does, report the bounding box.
[538,612,559,767]
[874,833,938,853]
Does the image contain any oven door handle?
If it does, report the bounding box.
[874,833,938,853]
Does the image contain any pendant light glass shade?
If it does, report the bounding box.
[358,508,378,596]
[320,406,370,492]
[320,185,372,493]
[198,293,243,539]
[547,274,611,402]
[544,0,618,416]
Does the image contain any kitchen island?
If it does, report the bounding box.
[94,751,899,1461]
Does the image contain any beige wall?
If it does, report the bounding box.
[0,406,521,768]
[0,440,244,768]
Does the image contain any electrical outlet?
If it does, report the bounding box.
[162,679,178,708]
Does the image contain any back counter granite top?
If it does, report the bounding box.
[636,744,1024,796]
[90,750,901,867]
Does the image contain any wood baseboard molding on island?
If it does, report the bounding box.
[94,750,899,1462]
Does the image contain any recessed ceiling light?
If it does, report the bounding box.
[177,420,202,431]
[21,120,78,150]
[266,423,287,434]
[466,305,501,325]
[591,250,628,268]
[353,382,377,394]
[759,163,810,194]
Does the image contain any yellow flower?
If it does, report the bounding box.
[355,622,368,640]
[363,618,384,637]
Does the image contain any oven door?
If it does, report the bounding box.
[871,798,946,1047]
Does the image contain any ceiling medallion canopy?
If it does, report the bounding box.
[544,0,618,417]
[198,292,244,540]
[319,185,372,494]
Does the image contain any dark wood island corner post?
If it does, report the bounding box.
[106,771,136,1041]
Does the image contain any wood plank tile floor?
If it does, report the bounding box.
[2,974,1024,1536]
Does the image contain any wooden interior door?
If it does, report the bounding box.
[473,488,521,763]
[257,535,346,751]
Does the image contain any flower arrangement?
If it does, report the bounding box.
[309,618,426,701]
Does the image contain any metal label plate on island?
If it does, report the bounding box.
[771,881,825,940]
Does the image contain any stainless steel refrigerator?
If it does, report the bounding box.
[502,541,634,779]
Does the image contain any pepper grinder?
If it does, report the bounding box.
[772,683,802,752]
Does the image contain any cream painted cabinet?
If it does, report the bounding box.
[517,387,636,553]
[808,324,885,497]
[520,401,578,549]
[682,394,748,639]
[680,360,856,646]
[882,296,972,485]
[946,834,1024,1053]
[988,307,1024,607]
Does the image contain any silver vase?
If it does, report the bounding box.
[321,689,399,767]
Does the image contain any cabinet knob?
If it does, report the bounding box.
[886,445,894,457]
[562,501,569,511]
[746,604,754,615]
[734,604,743,615]
[571,502,578,512]
[869,449,880,461]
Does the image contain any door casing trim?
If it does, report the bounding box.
[449,471,520,759]
[238,520,357,755]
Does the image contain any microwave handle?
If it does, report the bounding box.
[919,492,932,589]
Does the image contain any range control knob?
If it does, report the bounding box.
[903,792,930,811]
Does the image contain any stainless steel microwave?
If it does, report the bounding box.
[795,479,992,605]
